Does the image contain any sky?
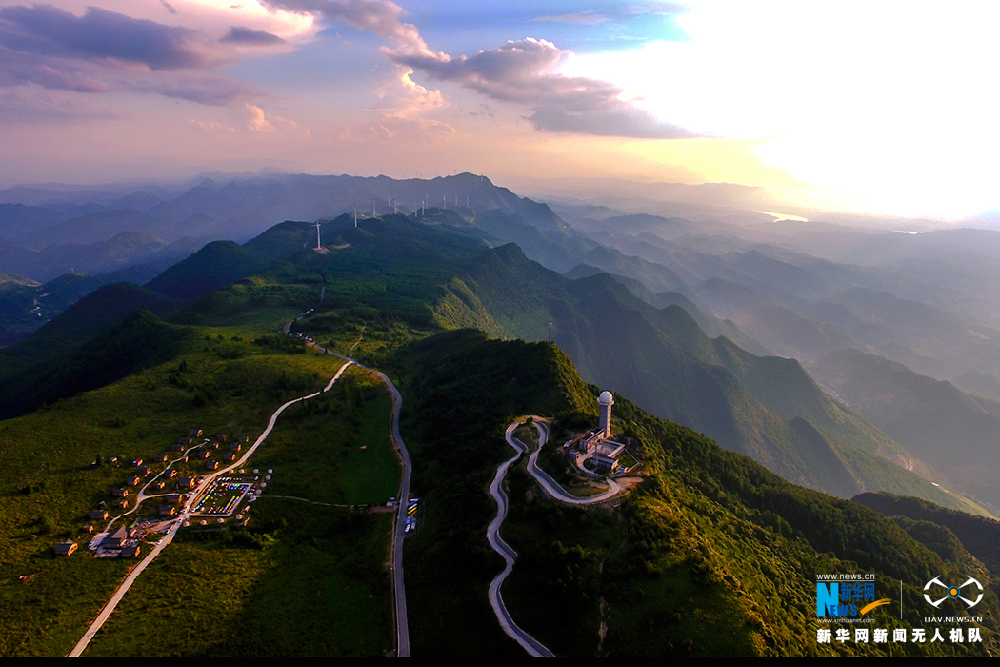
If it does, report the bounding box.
[1,0,999,220]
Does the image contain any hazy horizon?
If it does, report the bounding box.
[3,1,1000,222]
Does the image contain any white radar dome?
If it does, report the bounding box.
[598,391,614,405]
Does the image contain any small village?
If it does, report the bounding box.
[52,428,271,560]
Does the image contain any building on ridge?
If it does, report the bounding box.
[598,390,614,438]
[574,390,629,474]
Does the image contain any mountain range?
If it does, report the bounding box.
[2,172,999,655]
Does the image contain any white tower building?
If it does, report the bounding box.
[598,391,614,438]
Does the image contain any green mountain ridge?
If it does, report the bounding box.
[145,239,277,300]
[0,266,178,350]
[2,213,969,511]
[0,310,195,420]
[814,348,1000,508]
[853,492,1000,576]
[433,237,962,507]
[0,282,181,373]
[391,330,999,656]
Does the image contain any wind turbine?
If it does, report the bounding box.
[353,206,357,228]
[313,220,322,249]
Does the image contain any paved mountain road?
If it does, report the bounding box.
[486,417,627,657]
[305,338,411,658]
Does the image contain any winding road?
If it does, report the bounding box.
[486,423,555,657]
[523,420,623,505]
[486,417,627,657]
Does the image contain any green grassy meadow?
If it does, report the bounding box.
[80,509,394,657]
[0,330,400,656]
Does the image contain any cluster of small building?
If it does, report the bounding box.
[96,429,249,509]
[56,525,147,559]
[55,424,275,559]
[65,427,253,556]
[172,430,250,469]
[93,526,143,558]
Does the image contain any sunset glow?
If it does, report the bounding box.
[2,0,998,219]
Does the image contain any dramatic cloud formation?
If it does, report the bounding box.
[4,0,999,218]
[257,0,455,127]
[372,68,446,118]
[263,0,689,138]
[0,4,275,112]
[387,37,692,138]
[262,0,435,55]
[0,4,215,69]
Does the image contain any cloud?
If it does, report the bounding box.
[220,26,287,46]
[259,0,455,123]
[129,72,260,105]
[0,3,274,117]
[387,37,694,138]
[387,38,563,103]
[378,116,454,140]
[0,48,111,92]
[261,0,436,55]
[188,118,237,132]
[336,116,454,143]
[529,104,690,138]
[622,3,688,16]
[245,103,273,131]
[264,0,693,139]
[187,102,304,136]
[0,46,259,107]
[241,102,302,134]
[159,1,178,16]
[372,67,446,118]
[0,4,214,70]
